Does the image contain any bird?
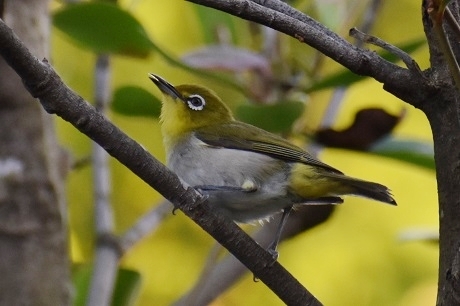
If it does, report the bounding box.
[148,73,396,257]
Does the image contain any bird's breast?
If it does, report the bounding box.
[166,135,294,222]
[167,135,288,187]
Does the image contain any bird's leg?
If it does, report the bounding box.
[267,206,293,260]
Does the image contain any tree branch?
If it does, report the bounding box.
[0,18,322,306]
[421,1,460,304]
[119,200,172,252]
[88,54,117,306]
[186,0,433,105]
[349,27,422,73]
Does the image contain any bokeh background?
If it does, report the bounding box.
[51,0,438,305]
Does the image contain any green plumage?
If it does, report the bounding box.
[149,73,396,225]
[194,121,342,174]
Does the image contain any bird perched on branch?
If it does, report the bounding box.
[149,73,396,258]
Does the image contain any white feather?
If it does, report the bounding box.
[167,135,292,222]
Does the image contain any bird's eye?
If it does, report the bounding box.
[186,95,205,111]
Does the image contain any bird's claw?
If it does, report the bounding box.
[267,248,279,264]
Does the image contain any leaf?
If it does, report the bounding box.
[236,101,304,133]
[305,38,426,92]
[71,264,142,306]
[182,45,271,77]
[72,264,92,306]
[112,269,142,306]
[53,2,154,57]
[369,137,434,170]
[313,0,347,30]
[111,86,162,118]
[315,108,402,150]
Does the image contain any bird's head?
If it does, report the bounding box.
[149,74,234,141]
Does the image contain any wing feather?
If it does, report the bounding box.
[194,122,342,174]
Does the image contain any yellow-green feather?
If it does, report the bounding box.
[288,163,352,198]
[159,84,233,151]
[158,82,396,205]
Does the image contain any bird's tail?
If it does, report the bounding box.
[325,173,396,205]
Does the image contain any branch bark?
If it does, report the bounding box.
[186,0,435,105]
[422,1,460,305]
[0,17,322,306]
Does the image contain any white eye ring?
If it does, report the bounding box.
[187,94,206,111]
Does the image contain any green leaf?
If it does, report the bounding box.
[112,269,142,306]
[71,264,142,306]
[182,45,271,76]
[72,264,92,306]
[53,2,154,57]
[369,137,434,170]
[236,101,304,133]
[111,86,162,118]
[306,38,426,92]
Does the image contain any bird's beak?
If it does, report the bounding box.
[148,73,184,102]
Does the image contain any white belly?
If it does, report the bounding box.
[167,136,293,222]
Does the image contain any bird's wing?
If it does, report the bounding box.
[194,121,343,174]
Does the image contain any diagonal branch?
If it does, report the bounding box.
[186,0,432,106]
[0,18,321,306]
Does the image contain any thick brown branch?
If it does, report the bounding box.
[0,18,322,306]
[187,0,433,106]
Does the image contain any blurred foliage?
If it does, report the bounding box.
[192,4,238,43]
[53,2,155,57]
[371,138,435,170]
[72,264,141,306]
[50,0,438,305]
[112,86,161,118]
[315,108,402,150]
[236,101,304,133]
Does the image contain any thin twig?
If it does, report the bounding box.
[425,1,460,128]
[349,27,422,74]
[427,4,460,88]
[87,54,118,306]
[358,0,383,47]
[173,220,277,305]
[92,54,113,234]
[119,200,172,252]
[173,243,224,306]
[445,6,460,37]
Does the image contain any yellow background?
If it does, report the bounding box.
[51,0,438,305]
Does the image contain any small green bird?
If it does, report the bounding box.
[149,73,396,256]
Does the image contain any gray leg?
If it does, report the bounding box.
[267,206,293,260]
